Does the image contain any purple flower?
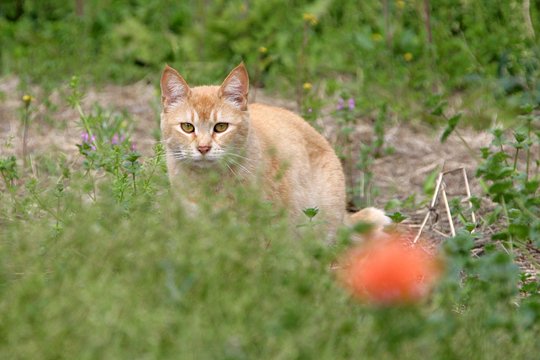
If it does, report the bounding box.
[348,98,355,111]
[130,142,137,152]
[81,132,96,150]
[81,132,96,144]
[337,97,345,111]
[111,133,119,145]
[308,108,313,113]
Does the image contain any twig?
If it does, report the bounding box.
[415,167,477,242]
[441,183,456,237]
[452,129,479,161]
[462,168,477,226]
[432,228,450,238]
[414,171,443,243]
[443,166,469,176]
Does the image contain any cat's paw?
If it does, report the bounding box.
[349,207,391,229]
[347,207,391,242]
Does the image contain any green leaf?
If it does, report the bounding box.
[513,130,527,143]
[302,207,319,220]
[423,169,439,196]
[440,113,462,143]
[388,211,407,223]
[488,180,514,197]
[384,198,402,211]
[529,221,540,246]
[524,180,539,194]
[352,221,374,234]
[520,103,535,114]
[508,223,529,239]
[492,231,509,241]
[444,230,475,257]
[430,99,447,116]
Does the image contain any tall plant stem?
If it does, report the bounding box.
[22,106,29,168]
[296,22,309,111]
[423,0,432,44]
[523,0,535,38]
[76,103,100,151]
[383,0,392,46]
[513,148,520,171]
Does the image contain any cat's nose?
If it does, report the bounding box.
[197,145,212,155]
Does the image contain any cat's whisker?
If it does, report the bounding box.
[168,149,191,162]
[224,152,257,165]
[227,158,254,177]
[224,163,240,181]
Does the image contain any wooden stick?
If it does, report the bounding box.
[413,212,431,244]
[414,171,443,243]
[462,168,477,226]
[432,228,450,238]
[443,167,464,175]
[441,183,456,237]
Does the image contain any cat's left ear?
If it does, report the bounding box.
[219,63,249,111]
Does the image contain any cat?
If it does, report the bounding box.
[160,63,390,241]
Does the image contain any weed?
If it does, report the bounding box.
[476,106,540,248]
[1,2,540,357]
[20,94,32,168]
[0,155,18,189]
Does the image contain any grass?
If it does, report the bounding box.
[0,58,538,360]
[2,0,539,127]
[1,1,540,358]
[0,140,539,358]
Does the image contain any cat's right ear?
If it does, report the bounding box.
[160,65,191,109]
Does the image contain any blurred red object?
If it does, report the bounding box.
[339,235,442,305]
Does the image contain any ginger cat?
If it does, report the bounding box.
[160,63,389,241]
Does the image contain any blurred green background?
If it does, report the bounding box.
[1,0,539,123]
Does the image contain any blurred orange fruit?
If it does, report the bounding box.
[339,235,441,305]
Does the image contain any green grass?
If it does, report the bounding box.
[1,1,540,358]
[2,0,540,125]
[0,164,539,359]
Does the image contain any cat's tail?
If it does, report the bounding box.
[345,207,391,240]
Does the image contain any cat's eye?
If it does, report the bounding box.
[214,123,229,133]
[180,122,195,133]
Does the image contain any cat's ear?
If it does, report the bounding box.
[219,63,249,111]
[161,65,190,109]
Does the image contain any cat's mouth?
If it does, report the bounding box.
[190,157,219,168]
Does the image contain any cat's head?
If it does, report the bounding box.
[160,63,250,168]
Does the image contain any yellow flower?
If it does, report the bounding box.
[302,13,318,26]
[22,94,33,105]
[396,0,405,9]
[403,52,413,62]
[303,82,313,91]
[258,46,268,54]
[372,33,383,42]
